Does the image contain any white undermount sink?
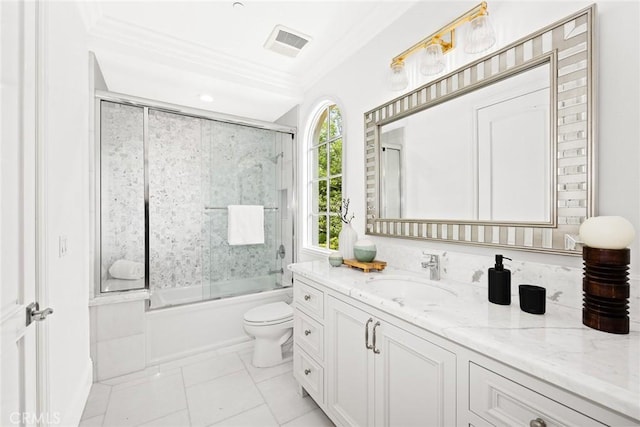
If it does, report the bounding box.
[363,275,458,302]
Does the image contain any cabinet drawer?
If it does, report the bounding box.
[294,279,324,319]
[294,309,324,361]
[294,345,324,404]
[469,363,605,427]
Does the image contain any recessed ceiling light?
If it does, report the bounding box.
[233,2,244,9]
[199,94,214,103]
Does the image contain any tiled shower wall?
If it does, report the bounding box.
[205,121,281,288]
[101,103,287,294]
[148,110,208,290]
[100,102,145,284]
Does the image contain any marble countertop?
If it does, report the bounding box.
[289,260,640,421]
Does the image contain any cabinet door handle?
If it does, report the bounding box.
[372,321,381,354]
[304,329,311,336]
[304,368,311,375]
[529,418,547,427]
[365,318,374,350]
[304,294,311,301]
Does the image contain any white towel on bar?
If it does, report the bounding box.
[109,259,145,280]
[227,205,265,245]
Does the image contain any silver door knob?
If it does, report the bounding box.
[530,418,547,427]
[304,329,311,336]
[304,369,311,375]
[304,294,311,301]
[26,302,54,326]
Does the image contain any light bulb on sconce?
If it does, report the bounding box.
[388,1,497,91]
[389,61,409,91]
[465,14,496,54]
[419,40,446,76]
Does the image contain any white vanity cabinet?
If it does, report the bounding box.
[326,296,456,427]
[292,277,326,406]
[291,268,640,427]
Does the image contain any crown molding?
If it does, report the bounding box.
[77,1,420,102]
[83,9,303,98]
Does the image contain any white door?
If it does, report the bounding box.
[380,128,403,219]
[477,88,550,222]
[326,297,374,427]
[373,322,456,427]
[1,2,50,426]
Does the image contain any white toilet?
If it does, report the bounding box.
[243,301,293,368]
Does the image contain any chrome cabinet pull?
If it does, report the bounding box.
[304,294,311,301]
[372,321,381,354]
[365,318,374,350]
[304,368,311,375]
[304,329,311,336]
[529,418,547,427]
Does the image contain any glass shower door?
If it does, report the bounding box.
[147,109,207,306]
[203,120,287,300]
[99,101,146,293]
[98,98,294,307]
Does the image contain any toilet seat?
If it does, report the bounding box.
[244,301,293,325]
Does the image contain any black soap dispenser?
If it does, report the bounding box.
[488,254,512,305]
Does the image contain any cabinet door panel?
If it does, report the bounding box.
[327,297,374,427]
[374,323,456,427]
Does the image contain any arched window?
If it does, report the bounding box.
[306,103,343,250]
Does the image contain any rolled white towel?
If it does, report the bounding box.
[109,259,145,280]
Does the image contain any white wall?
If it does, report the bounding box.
[276,105,299,284]
[298,1,640,278]
[43,2,92,425]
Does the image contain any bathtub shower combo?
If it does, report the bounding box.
[96,94,295,312]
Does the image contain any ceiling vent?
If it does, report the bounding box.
[264,25,311,58]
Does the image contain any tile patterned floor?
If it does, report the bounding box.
[80,348,334,427]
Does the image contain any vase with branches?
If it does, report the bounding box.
[339,198,355,224]
[338,198,357,259]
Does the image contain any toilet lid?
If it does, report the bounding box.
[244,302,293,323]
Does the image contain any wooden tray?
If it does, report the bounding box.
[343,259,387,272]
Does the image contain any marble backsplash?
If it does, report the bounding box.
[374,240,640,324]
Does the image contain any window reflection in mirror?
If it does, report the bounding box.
[379,62,551,223]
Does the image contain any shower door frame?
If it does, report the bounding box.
[93,90,297,299]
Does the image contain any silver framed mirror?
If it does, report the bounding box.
[364,5,595,255]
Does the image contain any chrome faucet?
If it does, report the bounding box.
[421,254,440,281]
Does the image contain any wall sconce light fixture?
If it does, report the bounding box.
[389,1,496,91]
